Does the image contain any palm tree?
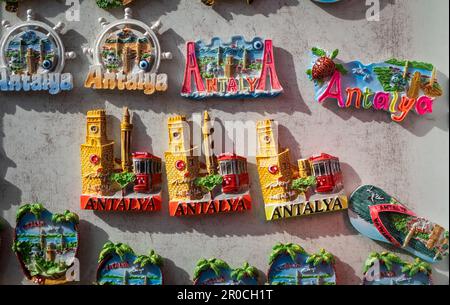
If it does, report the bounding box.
[98,242,135,263]
[363,252,404,274]
[110,172,136,196]
[401,258,432,277]
[193,258,230,281]
[231,262,258,283]
[269,243,306,265]
[291,176,316,199]
[52,210,80,225]
[194,174,223,194]
[306,248,335,266]
[16,203,45,222]
[133,249,163,268]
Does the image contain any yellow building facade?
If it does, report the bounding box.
[81,109,115,196]
[256,119,298,205]
[165,115,202,201]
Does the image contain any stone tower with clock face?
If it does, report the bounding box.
[81,109,115,195]
[165,115,202,201]
[256,119,297,205]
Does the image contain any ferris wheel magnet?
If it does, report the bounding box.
[83,8,172,96]
[0,9,76,94]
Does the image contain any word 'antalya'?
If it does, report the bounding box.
[268,196,348,221]
[84,65,168,95]
[170,195,251,216]
[0,68,73,94]
[319,71,434,122]
[80,196,162,212]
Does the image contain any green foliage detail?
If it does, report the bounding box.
[291,176,316,193]
[96,0,124,9]
[110,172,136,190]
[330,49,339,60]
[16,203,45,222]
[133,249,164,268]
[335,63,348,75]
[98,242,135,262]
[52,210,79,225]
[269,243,305,265]
[401,258,432,277]
[363,252,404,274]
[312,47,327,57]
[306,69,312,77]
[194,174,223,192]
[231,262,258,281]
[385,58,434,71]
[306,248,335,266]
[194,258,230,280]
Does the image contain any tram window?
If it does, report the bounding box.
[331,161,336,174]
[226,162,232,175]
[313,164,319,176]
[319,163,325,175]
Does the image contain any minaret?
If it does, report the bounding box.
[122,46,130,74]
[26,48,35,75]
[242,48,249,69]
[135,40,141,65]
[39,39,45,65]
[121,107,133,172]
[202,111,217,175]
[224,55,235,78]
[217,46,223,65]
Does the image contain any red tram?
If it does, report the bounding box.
[132,152,162,193]
[309,153,343,193]
[218,153,250,194]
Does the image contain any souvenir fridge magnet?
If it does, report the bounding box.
[165,112,251,216]
[306,47,443,122]
[84,8,172,95]
[13,203,79,285]
[96,242,163,285]
[348,185,449,263]
[267,243,336,285]
[256,119,347,221]
[181,36,283,99]
[0,9,76,94]
[96,0,135,9]
[80,108,163,212]
[193,258,258,285]
[362,252,432,285]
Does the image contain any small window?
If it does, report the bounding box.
[319,163,325,176]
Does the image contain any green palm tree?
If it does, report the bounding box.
[52,210,80,225]
[194,258,230,280]
[269,243,306,265]
[401,258,431,277]
[16,203,45,221]
[306,248,335,266]
[291,176,316,196]
[133,249,164,268]
[194,174,223,193]
[98,242,135,263]
[363,252,404,274]
[231,262,258,282]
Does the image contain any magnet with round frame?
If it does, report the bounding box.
[0,9,76,94]
[83,8,172,95]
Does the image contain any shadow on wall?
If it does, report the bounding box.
[208,0,300,21]
[77,219,110,285]
[311,0,396,21]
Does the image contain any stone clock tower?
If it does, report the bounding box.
[256,119,296,204]
[81,109,115,195]
[165,115,202,201]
